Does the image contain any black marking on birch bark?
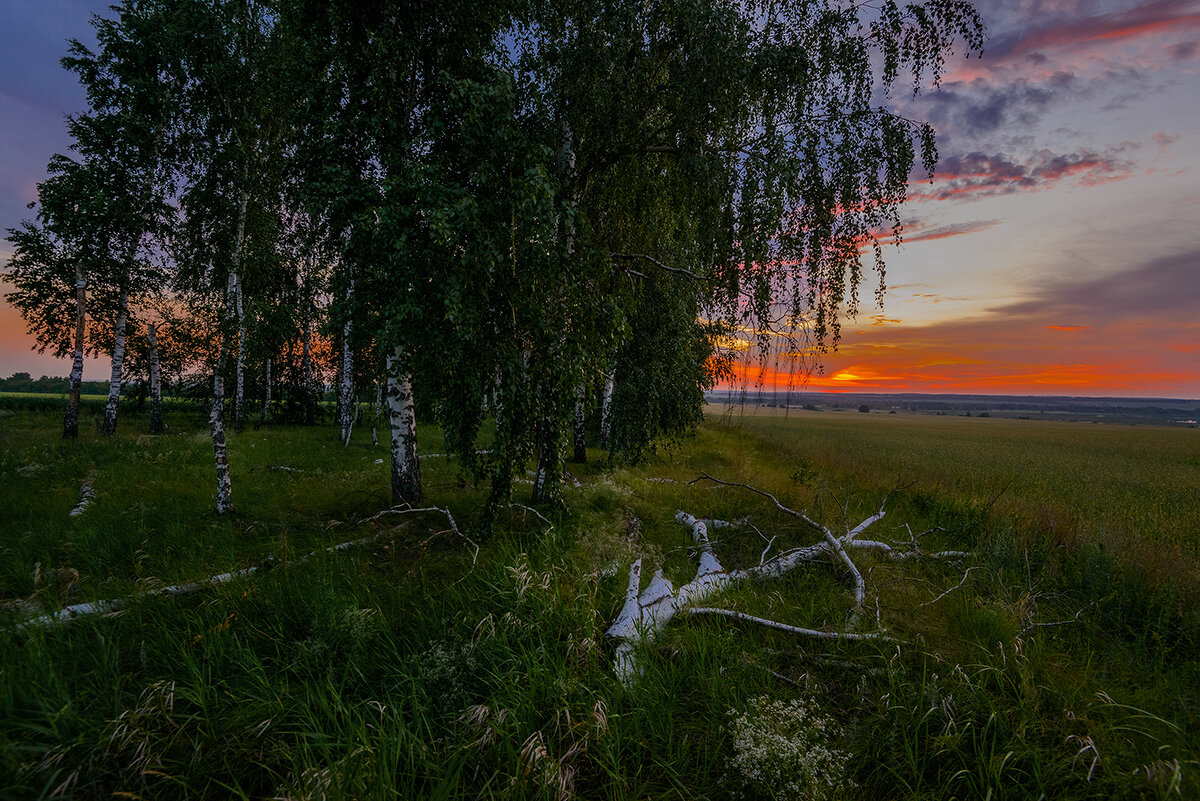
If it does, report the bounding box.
[387,348,421,505]
[101,289,128,436]
[148,323,163,434]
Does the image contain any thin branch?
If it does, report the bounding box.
[918,566,981,607]
[688,608,896,642]
[610,252,703,281]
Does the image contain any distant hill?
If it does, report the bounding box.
[708,389,1200,427]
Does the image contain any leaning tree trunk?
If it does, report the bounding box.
[147,323,163,434]
[234,273,246,433]
[210,189,248,514]
[386,346,421,505]
[100,288,129,437]
[339,275,355,446]
[62,264,87,439]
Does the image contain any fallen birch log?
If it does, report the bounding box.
[605,477,972,682]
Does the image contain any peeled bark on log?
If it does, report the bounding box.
[100,289,129,436]
[148,323,163,434]
[62,265,87,439]
[386,346,421,505]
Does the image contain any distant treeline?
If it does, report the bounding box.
[0,372,110,395]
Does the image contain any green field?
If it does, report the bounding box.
[1,402,1197,799]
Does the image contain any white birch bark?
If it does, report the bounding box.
[605,496,949,682]
[148,323,163,434]
[210,191,248,514]
[63,265,86,439]
[101,288,129,436]
[600,366,615,448]
[386,346,421,504]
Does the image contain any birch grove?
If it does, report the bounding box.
[4,0,983,524]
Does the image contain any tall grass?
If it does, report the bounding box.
[1,404,1197,798]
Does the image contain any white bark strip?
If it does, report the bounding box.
[686,608,896,642]
[210,191,248,514]
[101,289,129,436]
[600,367,615,447]
[13,524,417,630]
[386,347,421,505]
[148,323,163,434]
[69,480,95,518]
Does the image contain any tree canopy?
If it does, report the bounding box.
[4,0,983,512]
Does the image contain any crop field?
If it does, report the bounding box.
[1,401,1197,799]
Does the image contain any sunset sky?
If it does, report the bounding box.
[1,0,1198,398]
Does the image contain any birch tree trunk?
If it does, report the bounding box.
[210,190,248,514]
[100,288,129,436]
[234,271,246,433]
[532,117,577,503]
[600,365,615,448]
[301,315,315,425]
[148,323,163,434]
[371,379,381,447]
[386,346,421,505]
[62,264,86,440]
[339,275,355,446]
[531,418,562,505]
[572,387,587,463]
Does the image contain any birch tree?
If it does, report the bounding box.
[170,0,287,512]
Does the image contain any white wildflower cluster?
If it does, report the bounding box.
[727,695,853,800]
[418,637,478,708]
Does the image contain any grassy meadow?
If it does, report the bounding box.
[1,396,1198,799]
